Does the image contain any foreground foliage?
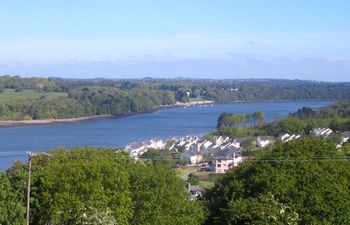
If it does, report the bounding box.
[204,137,350,224]
[4,147,205,225]
[0,172,25,225]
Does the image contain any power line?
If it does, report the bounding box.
[0,151,348,162]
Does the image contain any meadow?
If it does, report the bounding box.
[0,89,67,102]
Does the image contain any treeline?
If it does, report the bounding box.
[2,75,350,102]
[266,100,350,135]
[291,100,350,119]
[68,86,175,115]
[217,111,265,128]
[217,111,266,137]
[0,86,176,120]
[1,75,350,120]
[1,138,350,224]
[217,100,350,137]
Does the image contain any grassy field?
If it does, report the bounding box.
[190,171,223,189]
[175,166,223,190]
[175,166,198,180]
[0,89,67,102]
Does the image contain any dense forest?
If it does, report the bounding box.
[1,75,350,120]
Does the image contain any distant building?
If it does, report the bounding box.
[256,136,275,148]
[311,128,333,137]
[212,147,243,173]
[125,142,147,159]
[145,139,165,149]
[180,150,203,165]
[278,133,301,143]
[279,133,290,142]
[232,137,246,148]
[341,131,350,144]
[202,140,213,149]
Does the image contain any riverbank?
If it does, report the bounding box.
[0,101,215,128]
[0,99,332,128]
[175,100,215,106]
[0,115,119,128]
[0,103,180,128]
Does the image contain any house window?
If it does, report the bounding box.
[217,164,221,168]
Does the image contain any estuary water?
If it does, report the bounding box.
[0,100,332,169]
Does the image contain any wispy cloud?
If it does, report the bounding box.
[1,55,349,81]
[0,33,349,64]
[0,33,349,81]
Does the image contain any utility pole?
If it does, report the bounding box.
[26,151,51,225]
[26,151,35,225]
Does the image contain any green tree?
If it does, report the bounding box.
[29,148,133,225]
[129,162,205,225]
[204,137,350,225]
[5,147,205,225]
[0,172,25,225]
[280,117,307,134]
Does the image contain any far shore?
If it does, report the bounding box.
[0,99,333,128]
[0,115,117,128]
[0,103,181,128]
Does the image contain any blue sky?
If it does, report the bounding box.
[0,0,349,81]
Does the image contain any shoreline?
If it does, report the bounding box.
[0,99,333,128]
[0,103,179,129]
[0,115,117,128]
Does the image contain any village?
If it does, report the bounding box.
[124,128,350,174]
[122,129,350,199]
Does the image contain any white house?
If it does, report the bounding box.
[168,143,176,151]
[312,128,333,137]
[256,136,275,148]
[341,131,350,144]
[231,137,245,148]
[180,150,203,165]
[219,141,232,150]
[202,140,213,149]
[145,139,166,149]
[125,142,147,158]
[178,140,186,147]
[279,133,301,143]
[184,142,194,151]
[279,133,290,142]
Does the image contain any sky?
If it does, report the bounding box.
[0,0,349,81]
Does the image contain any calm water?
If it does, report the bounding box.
[0,101,332,169]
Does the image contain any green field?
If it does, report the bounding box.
[190,171,223,189]
[175,166,198,180]
[0,89,67,102]
[175,166,223,190]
